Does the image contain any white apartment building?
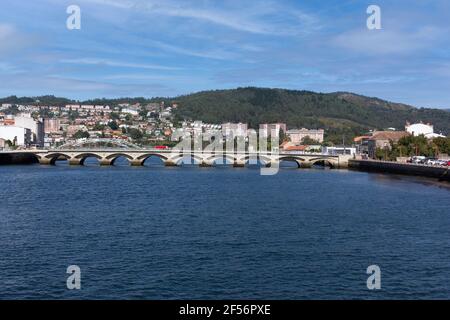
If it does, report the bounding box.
[222,122,248,137]
[0,126,32,146]
[405,122,445,139]
[287,128,325,144]
[259,123,287,137]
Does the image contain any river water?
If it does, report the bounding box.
[0,159,449,299]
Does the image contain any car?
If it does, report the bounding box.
[436,160,448,166]
[425,158,439,165]
[411,156,426,164]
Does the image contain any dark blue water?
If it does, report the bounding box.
[1,160,450,299]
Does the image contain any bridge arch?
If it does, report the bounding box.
[172,154,204,166]
[309,158,337,169]
[135,153,169,166]
[239,155,271,166]
[73,153,103,165]
[105,153,134,165]
[44,153,71,165]
[137,153,169,162]
[206,155,236,166]
[278,156,305,168]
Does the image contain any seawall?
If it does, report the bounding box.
[349,159,450,182]
[0,152,39,165]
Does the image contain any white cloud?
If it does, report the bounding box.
[145,40,238,60]
[81,0,320,36]
[333,26,444,55]
[60,58,182,70]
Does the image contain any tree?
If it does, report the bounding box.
[73,130,90,139]
[68,110,79,122]
[128,128,143,140]
[93,123,105,131]
[139,109,148,119]
[110,112,120,120]
[301,136,320,145]
[108,121,119,130]
[431,137,450,155]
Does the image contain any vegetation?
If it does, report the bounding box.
[73,130,90,139]
[108,121,119,130]
[301,136,321,145]
[375,136,450,160]
[124,128,143,141]
[168,87,450,144]
[0,95,74,106]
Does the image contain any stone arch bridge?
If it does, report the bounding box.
[24,149,352,168]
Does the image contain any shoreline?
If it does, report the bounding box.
[349,159,450,182]
[0,152,39,165]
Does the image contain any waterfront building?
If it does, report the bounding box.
[1,114,44,147]
[353,135,371,155]
[222,122,248,137]
[405,122,445,139]
[259,123,287,137]
[286,128,324,144]
[322,146,357,156]
[368,131,410,158]
[0,125,32,146]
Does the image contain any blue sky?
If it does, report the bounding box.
[0,0,450,108]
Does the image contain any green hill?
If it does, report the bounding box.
[169,87,450,143]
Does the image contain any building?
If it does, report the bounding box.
[67,125,88,136]
[405,122,445,139]
[1,114,44,147]
[14,114,37,133]
[0,126,32,146]
[286,128,324,144]
[322,146,357,156]
[65,104,81,110]
[122,108,139,116]
[44,118,61,134]
[353,135,371,155]
[222,122,248,137]
[368,131,410,158]
[259,123,287,137]
[81,105,95,110]
[0,138,6,150]
[36,120,44,147]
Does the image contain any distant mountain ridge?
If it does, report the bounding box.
[1,87,449,142]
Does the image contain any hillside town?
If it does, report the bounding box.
[0,101,449,165]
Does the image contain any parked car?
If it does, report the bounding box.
[411,156,426,164]
[436,160,448,166]
[425,158,439,165]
